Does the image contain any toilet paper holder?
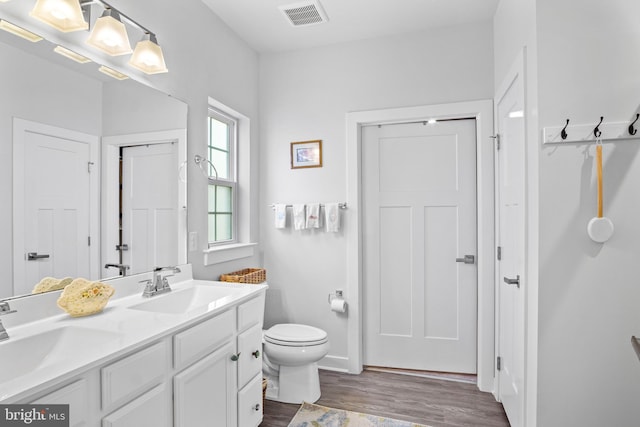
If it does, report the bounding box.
[328,289,344,303]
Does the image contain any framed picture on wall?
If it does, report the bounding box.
[291,140,322,169]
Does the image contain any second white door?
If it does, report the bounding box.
[121,142,179,275]
[363,119,478,373]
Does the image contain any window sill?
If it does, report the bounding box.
[203,242,257,266]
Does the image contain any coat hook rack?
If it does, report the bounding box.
[629,113,639,136]
[561,119,569,140]
[593,116,604,138]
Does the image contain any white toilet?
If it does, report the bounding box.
[262,323,329,404]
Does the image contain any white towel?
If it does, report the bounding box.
[306,203,321,229]
[274,204,287,229]
[325,203,340,232]
[293,204,306,230]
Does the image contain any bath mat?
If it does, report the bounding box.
[288,402,431,427]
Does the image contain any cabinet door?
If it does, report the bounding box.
[32,379,88,427]
[237,323,263,389]
[238,374,263,427]
[102,383,171,427]
[174,341,237,427]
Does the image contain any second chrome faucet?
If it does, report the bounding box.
[140,266,181,298]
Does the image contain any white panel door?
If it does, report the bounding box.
[17,124,95,296]
[121,142,178,275]
[363,119,477,373]
[496,67,526,426]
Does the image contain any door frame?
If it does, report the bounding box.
[345,100,495,392]
[13,118,100,294]
[101,129,187,278]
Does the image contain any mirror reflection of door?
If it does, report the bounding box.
[13,119,100,296]
[119,142,179,276]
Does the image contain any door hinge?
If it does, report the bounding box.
[497,246,502,261]
[497,356,502,371]
[88,161,94,173]
[88,236,91,246]
[491,134,500,150]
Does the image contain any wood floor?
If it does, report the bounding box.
[260,369,510,427]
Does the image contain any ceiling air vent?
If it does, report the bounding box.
[279,0,329,27]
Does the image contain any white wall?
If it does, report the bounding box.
[259,22,494,369]
[535,1,640,425]
[0,40,102,299]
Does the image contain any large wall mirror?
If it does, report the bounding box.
[0,6,188,300]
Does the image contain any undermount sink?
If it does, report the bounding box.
[0,326,122,384]
[128,285,245,315]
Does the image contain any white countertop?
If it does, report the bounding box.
[0,265,268,403]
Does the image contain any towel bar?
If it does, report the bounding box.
[269,202,347,210]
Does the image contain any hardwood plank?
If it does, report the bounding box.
[261,369,510,427]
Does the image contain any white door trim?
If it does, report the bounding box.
[101,129,187,278]
[346,100,495,392]
[13,118,100,293]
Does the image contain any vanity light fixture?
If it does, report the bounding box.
[128,33,167,74]
[54,45,91,63]
[0,20,43,42]
[86,7,132,56]
[30,0,88,33]
[98,65,128,80]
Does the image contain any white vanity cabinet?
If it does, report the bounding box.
[9,286,266,427]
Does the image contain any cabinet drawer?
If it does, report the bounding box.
[237,323,263,389]
[101,341,169,412]
[32,379,87,427]
[238,374,263,427]
[174,309,236,370]
[102,383,171,427]
[237,294,265,332]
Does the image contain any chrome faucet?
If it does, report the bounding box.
[140,266,181,297]
[0,301,17,341]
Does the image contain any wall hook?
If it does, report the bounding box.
[593,116,604,138]
[560,119,569,140]
[629,113,639,136]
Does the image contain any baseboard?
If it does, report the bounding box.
[319,355,349,373]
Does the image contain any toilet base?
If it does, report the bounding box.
[264,362,321,404]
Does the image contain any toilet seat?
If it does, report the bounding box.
[264,323,328,347]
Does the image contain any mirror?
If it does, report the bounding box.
[0,9,188,299]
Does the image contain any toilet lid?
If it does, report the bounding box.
[264,323,328,346]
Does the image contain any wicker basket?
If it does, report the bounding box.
[219,268,266,284]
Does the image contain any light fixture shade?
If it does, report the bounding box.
[98,65,128,80]
[30,0,88,33]
[0,20,43,42]
[86,9,132,56]
[129,34,168,74]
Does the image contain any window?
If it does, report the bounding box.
[207,108,237,244]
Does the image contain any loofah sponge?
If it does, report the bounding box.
[32,277,73,294]
[56,278,115,317]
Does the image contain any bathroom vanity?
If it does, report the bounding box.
[0,265,267,427]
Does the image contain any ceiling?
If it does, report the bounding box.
[201,0,500,53]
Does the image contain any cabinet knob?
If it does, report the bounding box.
[252,350,260,358]
[230,352,241,361]
[253,403,260,412]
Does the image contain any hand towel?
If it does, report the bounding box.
[325,202,340,232]
[306,203,321,229]
[293,204,306,230]
[274,204,287,229]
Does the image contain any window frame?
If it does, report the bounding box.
[207,107,238,246]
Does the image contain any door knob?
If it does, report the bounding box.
[252,350,260,358]
[230,352,241,361]
[27,252,50,260]
[503,275,520,288]
[455,255,475,264]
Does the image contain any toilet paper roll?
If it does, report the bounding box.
[330,298,347,313]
